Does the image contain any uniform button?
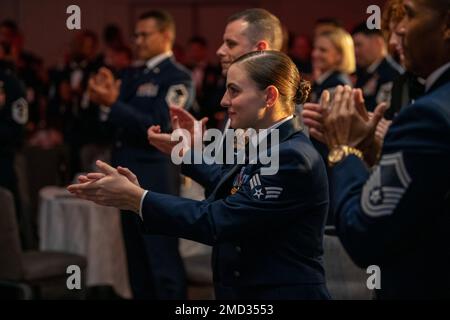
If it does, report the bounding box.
[116,141,122,148]
[235,246,241,253]
[153,67,160,74]
[234,271,240,278]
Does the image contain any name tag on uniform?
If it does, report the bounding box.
[137,82,159,97]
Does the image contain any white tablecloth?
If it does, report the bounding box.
[38,186,132,299]
[179,177,211,257]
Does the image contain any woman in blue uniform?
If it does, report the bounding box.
[310,28,355,103]
[68,51,330,300]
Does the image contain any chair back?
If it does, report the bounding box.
[0,187,24,280]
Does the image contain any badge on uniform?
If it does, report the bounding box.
[166,84,188,108]
[249,173,283,200]
[137,82,159,97]
[361,152,411,217]
[12,98,29,125]
[230,167,248,195]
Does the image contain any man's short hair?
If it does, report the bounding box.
[0,20,18,33]
[138,10,176,41]
[188,36,208,47]
[227,8,283,51]
[351,22,383,37]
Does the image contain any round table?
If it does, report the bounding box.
[38,186,132,299]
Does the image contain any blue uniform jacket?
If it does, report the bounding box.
[310,70,352,103]
[332,67,450,299]
[108,56,194,189]
[0,62,28,154]
[140,118,330,288]
[356,57,402,112]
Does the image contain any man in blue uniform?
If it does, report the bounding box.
[0,51,30,247]
[88,10,194,299]
[318,0,450,299]
[0,51,28,195]
[352,23,403,112]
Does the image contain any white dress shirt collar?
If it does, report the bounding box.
[249,115,294,148]
[145,51,173,70]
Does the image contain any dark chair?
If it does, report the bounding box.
[0,187,87,299]
[14,146,71,250]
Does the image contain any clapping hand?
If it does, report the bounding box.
[147,106,208,156]
[68,160,144,212]
[88,67,121,107]
[302,85,388,166]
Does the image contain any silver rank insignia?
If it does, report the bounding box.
[166,84,188,108]
[249,173,283,200]
[12,98,29,125]
[361,152,411,217]
[137,82,159,97]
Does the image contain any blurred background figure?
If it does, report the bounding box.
[103,24,125,51]
[352,22,403,112]
[0,20,47,132]
[0,41,32,248]
[102,24,132,73]
[310,28,355,103]
[47,30,113,176]
[288,33,313,77]
[104,45,132,74]
[184,36,224,129]
[309,27,356,225]
[381,0,424,120]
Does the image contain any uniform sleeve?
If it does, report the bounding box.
[141,149,326,245]
[332,102,450,267]
[180,149,225,192]
[108,73,195,135]
[0,74,28,147]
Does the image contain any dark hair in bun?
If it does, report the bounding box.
[233,50,309,114]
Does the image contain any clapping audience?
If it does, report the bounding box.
[1,0,449,300]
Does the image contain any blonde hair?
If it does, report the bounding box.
[317,28,356,74]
